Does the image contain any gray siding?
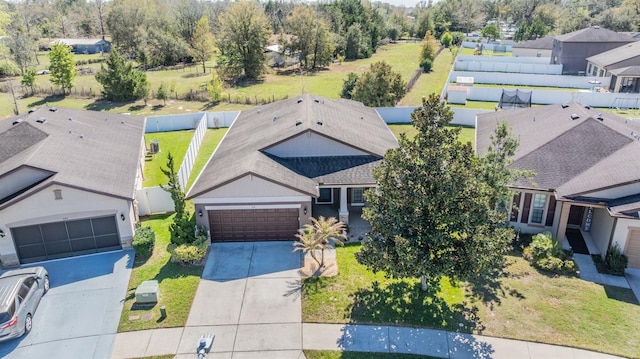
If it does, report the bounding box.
[552,40,636,74]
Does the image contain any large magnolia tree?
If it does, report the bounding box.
[356,94,516,292]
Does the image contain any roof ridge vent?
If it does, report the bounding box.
[36,117,46,124]
[596,113,604,121]
[295,121,302,126]
[570,113,580,120]
[12,119,23,125]
[561,103,570,109]
[297,98,303,103]
[49,107,57,112]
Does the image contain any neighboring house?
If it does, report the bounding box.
[512,36,554,58]
[476,103,640,268]
[187,94,398,242]
[586,41,640,93]
[50,38,111,54]
[550,26,636,75]
[0,108,146,267]
[265,34,299,67]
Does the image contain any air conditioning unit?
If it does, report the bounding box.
[149,140,160,154]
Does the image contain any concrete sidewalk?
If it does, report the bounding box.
[112,323,623,359]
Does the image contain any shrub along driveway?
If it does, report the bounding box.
[0,250,133,359]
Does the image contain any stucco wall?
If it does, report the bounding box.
[589,207,616,254]
[0,184,134,267]
[612,218,640,252]
[264,132,368,157]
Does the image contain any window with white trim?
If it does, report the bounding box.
[352,188,364,205]
[530,193,547,224]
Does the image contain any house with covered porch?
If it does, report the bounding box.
[476,103,640,268]
[187,94,398,242]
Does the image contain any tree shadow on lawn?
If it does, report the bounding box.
[603,285,639,305]
[347,280,485,334]
[27,94,68,107]
[85,98,135,111]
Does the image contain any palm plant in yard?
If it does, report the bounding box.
[294,216,347,268]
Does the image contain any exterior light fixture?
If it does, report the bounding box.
[198,209,203,217]
[0,229,4,238]
[303,207,307,215]
[120,213,126,221]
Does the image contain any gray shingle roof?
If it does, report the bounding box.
[0,107,145,203]
[268,155,380,185]
[513,36,554,50]
[555,26,637,43]
[609,66,640,76]
[476,103,640,198]
[187,94,398,198]
[586,41,640,67]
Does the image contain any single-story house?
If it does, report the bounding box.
[265,34,299,67]
[476,103,640,268]
[551,26,637,75]
[187,94,398,242]
[512,36,554,58]
[0,108,145,266]
[586,41,640,93]
[50,38,111,54]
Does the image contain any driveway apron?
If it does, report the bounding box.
[183,241,303,357]
[0,250,133,359]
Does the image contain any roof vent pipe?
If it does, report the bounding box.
[570,114,580,120]
[316,121,323,126]
[596,114,604,121]
[295,121,302,126]
[561,103,570,109]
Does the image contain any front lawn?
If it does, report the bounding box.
[302,243,640,358]
[118,213,203,332]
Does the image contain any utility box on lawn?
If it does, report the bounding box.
[135,280,159,304]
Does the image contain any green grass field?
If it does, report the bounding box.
[302,243,640,358]
[143,130,196,187]
[399,49,456,106]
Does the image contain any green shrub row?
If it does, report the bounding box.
[523,231,577,275]
[604,243,628,275]
[132,226,156,258]
[76,58,106,66]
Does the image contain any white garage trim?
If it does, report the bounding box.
[195,196,310,204]
[205,204,302,211]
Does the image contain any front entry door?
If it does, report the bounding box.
[568,206,585,227]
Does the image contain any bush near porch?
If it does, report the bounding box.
[302,243,640,358]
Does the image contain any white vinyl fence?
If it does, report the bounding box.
[456,55,550,64]
[454,61,562,74]
[375,107,489,127]
[462,86,640,108]
[449,71,611,89]
[137,111,239,215]
[136,186,174,216]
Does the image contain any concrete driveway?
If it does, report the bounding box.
[0,250,133,359]
[184,241,303,358]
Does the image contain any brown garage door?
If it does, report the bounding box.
[209,208,299,242]
[625,229,640,268]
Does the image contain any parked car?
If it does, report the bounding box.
[0,267,49,342]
